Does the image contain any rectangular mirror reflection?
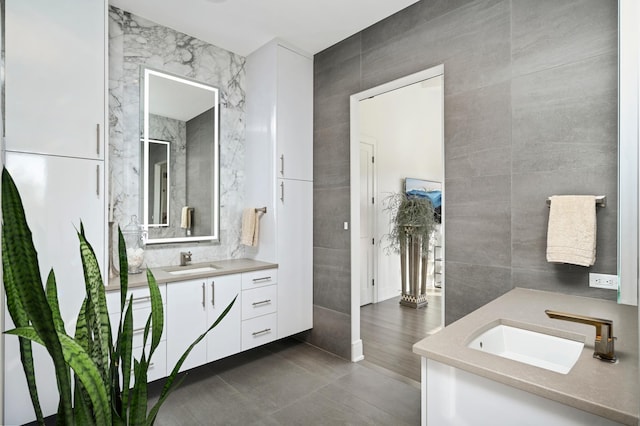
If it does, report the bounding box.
[146,139,170,227]
[142,67,220,244]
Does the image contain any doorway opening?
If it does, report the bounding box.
[349,65,445,382]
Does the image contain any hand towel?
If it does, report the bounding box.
[181,206,192,229]
[241,208,258,246]
[546,195,597,267]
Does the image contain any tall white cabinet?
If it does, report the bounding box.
[2,1,106,424]
[245,40,313,338]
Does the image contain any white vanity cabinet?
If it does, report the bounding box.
[166,274,241,371]
[4,0,105,159]
[106,284,168,383]
[246,40,313,340]
[241,269,279,350]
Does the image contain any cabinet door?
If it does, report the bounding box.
[4,152,105,425]
[206,275,241,362]
[276,46,313,181]
[4,0,105,159]
[166,279,208,372]
[277,179,313,337]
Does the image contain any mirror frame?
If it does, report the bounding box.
[142,67,220,244]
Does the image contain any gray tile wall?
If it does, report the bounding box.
[311,0,617,355]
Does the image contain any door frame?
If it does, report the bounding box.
[349,64,444,362]
[359,137,377,306]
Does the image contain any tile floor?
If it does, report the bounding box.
[148,338,421,425]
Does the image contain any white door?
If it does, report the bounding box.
[276,45,313,181]
[4,152,105,425]
[277,178,313,337]
[360,142,375,306]
[4,0,105,159]
[166,279,208,371]
[206,275,242,362]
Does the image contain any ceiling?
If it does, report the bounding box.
[108,0,420,56]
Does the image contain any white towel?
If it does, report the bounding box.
[241,208,260,246]
[546,195,597,267]
[181,206,192,229]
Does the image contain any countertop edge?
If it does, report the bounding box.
[104,258,278,291]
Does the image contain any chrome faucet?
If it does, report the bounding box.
[180,251,192,266]
[545,310,616,362]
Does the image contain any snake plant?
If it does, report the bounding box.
[1,167,236,425]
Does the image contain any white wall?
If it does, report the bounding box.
[359,75,443,302]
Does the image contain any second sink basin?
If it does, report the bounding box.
[467,323,584,374]
[167,265,221,275]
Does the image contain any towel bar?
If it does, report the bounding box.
[255,207,267,214]
[546,195,606,208]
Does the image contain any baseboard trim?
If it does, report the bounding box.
[351,338,364,362]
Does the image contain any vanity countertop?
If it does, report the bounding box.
[413,288,639,425]
[105,258,278,291]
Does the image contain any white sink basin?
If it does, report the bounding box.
[467,323,584,374]
[167,265,221,275]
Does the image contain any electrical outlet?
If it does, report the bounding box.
[589,273,618,290]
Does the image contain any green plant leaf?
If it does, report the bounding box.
[146,295,238,424]
[129,358,149,426]
[1,167,73,422]
[78,228,111,386]
[118,227,129,312]
[6,326,112,425]
[147,270,163,358]
[2,226,44,425]
[120,296,134,421]
[45,270,65,334]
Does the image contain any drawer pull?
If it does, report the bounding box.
[252,276,272,283]
[252,328,271,337]
[132,296,151,303]
[252,299,271,307]
[133,327,146,333]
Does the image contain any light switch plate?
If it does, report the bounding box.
[589,273,618,290]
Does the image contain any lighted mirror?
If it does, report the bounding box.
[142,67,220,244]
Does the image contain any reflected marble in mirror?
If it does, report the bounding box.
[142,67,220,244]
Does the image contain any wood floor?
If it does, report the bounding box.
[360,289,443,383]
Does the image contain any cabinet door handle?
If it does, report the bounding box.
[252,276,271,283]
[132,295,151,303]
[252,328,271,337]
[280,154,284,176]
[96,123,101,156]
[280,181,284,203]
[133,326,146,333]
[202,283,205,309]
[96,165,100,197]
[211,281,215,307]
[252,299,271,307]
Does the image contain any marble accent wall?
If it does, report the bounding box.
[109,6,246,267]
[311,0,617,358]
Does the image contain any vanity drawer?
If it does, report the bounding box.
[107,284,167,314]
[241,313,277,350]
[241,268,278,290]
[129,340,167,385]
[109,305,166,349]
[241,285,277,320]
